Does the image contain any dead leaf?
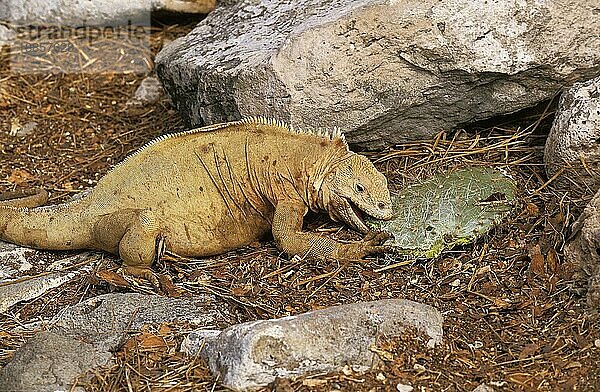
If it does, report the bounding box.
[157,323,172,336]
[549,211,565,227]
[525,203,539,216]
[492,297,511,308]
[528,244,546,276]
[547,248,559,275]
[231,286,248,296]
[95,269,130,288]
[519,342,540,359]
[7,168,34,185]
[137,332,167,351]
[157,274,182,297]
[120,336,139,356]
[564,361,582,369]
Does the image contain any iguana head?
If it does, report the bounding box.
[321,154,393,233]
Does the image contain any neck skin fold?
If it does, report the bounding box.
[309,145,353,213]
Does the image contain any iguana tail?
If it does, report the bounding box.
[0,188,48,207]
[0,189,92,250]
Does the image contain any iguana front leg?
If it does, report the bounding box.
[272,200,392,260]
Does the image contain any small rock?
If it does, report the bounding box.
[9,121,38,137]
[180,329,221,355]
[544,76,600,197]
[413,363,426,373]
[396,383,414,392]
[0,331,112,392]
[127,75,166,106]
[194,299,443,391]
[594,339,600,348]
[473,383,495,392]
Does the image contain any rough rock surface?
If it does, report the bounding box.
[1,0,215,26]
[0,331,112,392]
[0,23,12,46]
[51,292,231,351]
[182,299,443,391]
[128,75,167,106]
[0,266,91,313]
[156,0,600,148]
[0,241,34,277]
[0,244,99,313]
[544,76,600,196]
[565,188,600,309]
[0,293,232,391]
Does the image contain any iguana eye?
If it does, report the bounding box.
[355,183,365,193]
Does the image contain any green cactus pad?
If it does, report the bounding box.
[369,167,517,258]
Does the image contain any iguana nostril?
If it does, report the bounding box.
[378,202,386,210]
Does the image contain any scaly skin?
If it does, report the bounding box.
[0,118,394,278]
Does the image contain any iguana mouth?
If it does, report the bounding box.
[342,198,370,234]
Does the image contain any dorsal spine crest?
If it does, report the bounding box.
[111,117,347,175]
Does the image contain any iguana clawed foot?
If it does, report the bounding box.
[118,233,169,293]
[119,265,162,290]
[336,230,394,260]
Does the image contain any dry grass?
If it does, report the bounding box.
[0,19,598,392]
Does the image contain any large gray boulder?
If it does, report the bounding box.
[181,299,443,391]
[156,0,600,148]
[544,76,600,197]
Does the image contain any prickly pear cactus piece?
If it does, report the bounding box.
[369,167,516,258]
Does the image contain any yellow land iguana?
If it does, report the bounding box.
[0,118,394,281]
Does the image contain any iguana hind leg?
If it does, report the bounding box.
[93,209,164,287]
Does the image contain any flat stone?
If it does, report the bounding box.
[183,299,442,391]
[0,250,99,313]
[0,241,35,279]
[0,331,112,392]
[51,292,232,351]
[544,76,600,198]
[0,24,14,47]
[156,0,600,148]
